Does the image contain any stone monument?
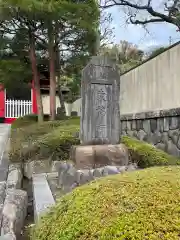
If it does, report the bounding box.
[71,55,129,169]
[80,55,120,144]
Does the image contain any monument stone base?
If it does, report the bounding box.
[70,144,129,169]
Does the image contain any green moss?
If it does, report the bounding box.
[122,136,180,168]
[10,117,80,162]
[31,166,180,240]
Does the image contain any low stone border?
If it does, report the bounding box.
[0,125,27,239]
[32,173,55,222]
[58,162,138,194]
[32,163,138,223]
[1,189,27,236]
[6,164,23,190]
[24,160,62,179]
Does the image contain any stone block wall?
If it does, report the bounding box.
[120,108,180,157]
[57,162,138,195]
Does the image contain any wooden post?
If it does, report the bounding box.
[0,84,5,119]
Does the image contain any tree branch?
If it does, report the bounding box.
[101,0,153,10]
[100,0,179,28]
[130,16,164,25]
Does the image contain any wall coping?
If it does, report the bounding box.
[120,108,180,121]
[121,41,180,76]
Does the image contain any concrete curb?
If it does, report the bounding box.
[32,173,55,222]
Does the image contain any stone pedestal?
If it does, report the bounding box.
[71,144,129,169]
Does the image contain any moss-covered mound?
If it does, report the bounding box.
[10,117,80,162]
[32,166,180,240]
[122,136,180,168]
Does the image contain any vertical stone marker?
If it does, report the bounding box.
[71,55,129,169]
[80,55,120,144]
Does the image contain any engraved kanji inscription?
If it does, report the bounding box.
[96,105,106,116]
[96,88,107,101]
[95,125,107,138]
[91,84,111,139]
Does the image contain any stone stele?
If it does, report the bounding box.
[80,55,120,145]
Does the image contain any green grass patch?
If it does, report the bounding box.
[10,117,80,162]
[11,113,76,129]
[11,114,38,129]
[31,166,180,240]
[122,136,180,168]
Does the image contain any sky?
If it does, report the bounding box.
[105,5,180,52]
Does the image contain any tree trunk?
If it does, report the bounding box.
[54,21,66,116]
[28,28,44,123]
[57,80,66,115]
[48,23,56,121]
[55,50,66,115]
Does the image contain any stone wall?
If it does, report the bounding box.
[121,108,180,157]
[0,162,27,240]
[120,42,180,115]
[72,42,180,117]
[57,162,138,195]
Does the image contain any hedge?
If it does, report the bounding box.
[10,117,80,162]
[31,166,180,240]
[122,136,180,168]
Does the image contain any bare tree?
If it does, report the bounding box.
[100,0,180,31]
[92,8,115,55]
[100,10,115,47]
